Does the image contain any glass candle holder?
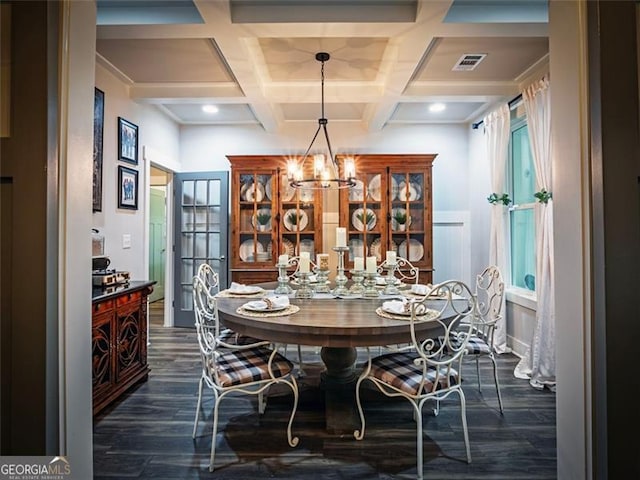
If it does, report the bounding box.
[274,262,293,295]
[313,267,330,293]
[363,272,380,298]
[294,271,314,299]
[331,246,350,296]
[383,263,400,296]
[349,269,365,295]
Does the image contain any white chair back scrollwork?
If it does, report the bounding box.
[377,255,420,284]
[354,279,477,479]
[469,265,505,412]
[191,276,299,471]
[196,262,220,294]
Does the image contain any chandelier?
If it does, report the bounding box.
[288,52,356,189]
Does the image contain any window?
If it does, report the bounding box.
[509,114,536,291]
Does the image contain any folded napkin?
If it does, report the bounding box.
[411,283,431,295]
[244,295,289,311]
[229,282,261,293]
[382,299,427,316]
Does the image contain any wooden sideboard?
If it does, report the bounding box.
[92,281,154,416]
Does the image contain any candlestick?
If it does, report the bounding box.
[353,256,364,271]
[349,269,365,295]
[366,256,377,274]
[362,271,380,298]
[274,257,293,294]
[331,246,350,296]
[312,267,330,293]
[294,271,313,299]
[383,263,400,295]
[336,227,346,247]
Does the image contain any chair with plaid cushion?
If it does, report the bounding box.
[195,262,261,347]
[467,265,505,413]
[191,276,299,471]
[353,280,477,479]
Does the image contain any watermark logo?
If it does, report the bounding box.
[0,456,73,480]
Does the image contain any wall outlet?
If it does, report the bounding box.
[122,234,131,249]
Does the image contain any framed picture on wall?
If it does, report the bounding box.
[118,116,138,165]
[92,88,104,212]
[117,165,138,210]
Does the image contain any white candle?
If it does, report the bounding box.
[317,253,329,271]
[386,251,396,265]
[366,256,377,274]
[336,227,346,247]
[278,254,288,265]
[354,256,364,271]
[299,251,310,273]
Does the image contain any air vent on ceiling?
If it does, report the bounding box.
[452,53,487,71]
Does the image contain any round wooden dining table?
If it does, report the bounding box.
[215,282,445,433]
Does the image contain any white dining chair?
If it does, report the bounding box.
[353,280,477,479]
[191,276,299,472]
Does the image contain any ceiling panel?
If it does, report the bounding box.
[281,103,366,121]
[96,39,235,83]
[97,0,204,25]
[389,102,485,123]
[415,37,548,82]
[162,104,258,124]
[443,0,548,24]
[259,37,388,81]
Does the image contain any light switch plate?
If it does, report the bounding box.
[122,234,131,249]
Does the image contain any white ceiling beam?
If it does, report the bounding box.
[130,83,245,101]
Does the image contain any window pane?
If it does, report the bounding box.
[510,208,536,290]
[512,125,535,204]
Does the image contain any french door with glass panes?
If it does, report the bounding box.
[173,172,228,328]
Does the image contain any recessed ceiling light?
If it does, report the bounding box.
[202,105,219,114]
[429,103,446,113]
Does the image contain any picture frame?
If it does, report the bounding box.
[117,165,138,210]
[92,88,104,212]
[117,116,138,165]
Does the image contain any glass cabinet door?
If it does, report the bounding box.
[390,171,426,265]
[278,172,317,259]
[238,172,275,265]
[346,171,386,266]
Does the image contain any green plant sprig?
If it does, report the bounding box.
[487,192,512,206]
[534,189,552,204]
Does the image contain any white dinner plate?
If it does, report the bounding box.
[391,176,399,201]
[251,208,272,230]
[284,209,308,231]
[398,181,422,201]
[299,188,314,203]
[265,180,272,201]
[391,207,411,231]
[239,239,265,262]
[281,238,295,257]
[349,179,365,201]
[370,238,383,261]
[245,183,265,202]
[228,284,264,295]
[349,238,365,259]
[367,174,382,201]
[240,182,250,201]
[352,208,376,232]
[398,239,424,262]
[242,301,287,312]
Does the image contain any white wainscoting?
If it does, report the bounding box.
[433,211,471,285]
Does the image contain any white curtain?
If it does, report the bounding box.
[483,104,510,353]
[514,75,556,390]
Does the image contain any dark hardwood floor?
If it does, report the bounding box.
[93,301,556,479]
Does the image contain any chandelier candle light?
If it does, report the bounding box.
[288,53,357,190]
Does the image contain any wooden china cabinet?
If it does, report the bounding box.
[227,155,323,284]
[338,154,436,284]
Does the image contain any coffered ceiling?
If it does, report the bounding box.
[95,0,548,130]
